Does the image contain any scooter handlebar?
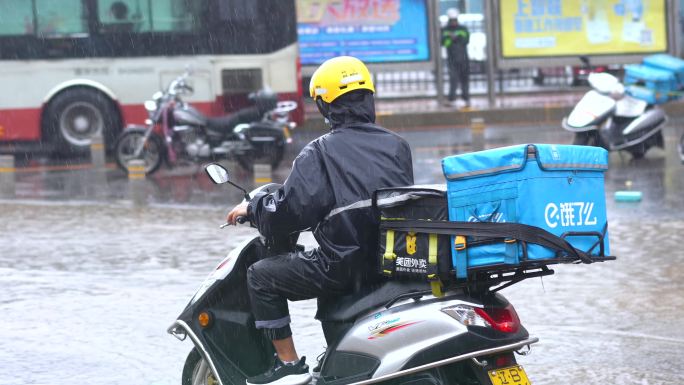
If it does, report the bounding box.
[219,216,248,229]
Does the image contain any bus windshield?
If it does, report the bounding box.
[0,0,297,59]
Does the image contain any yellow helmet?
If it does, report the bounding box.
[309,56,375,104]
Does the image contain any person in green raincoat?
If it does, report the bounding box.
[441,8,470,107]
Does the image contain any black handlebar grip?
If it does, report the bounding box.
[236,216,247,224]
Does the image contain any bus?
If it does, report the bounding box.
[0,0,303,155]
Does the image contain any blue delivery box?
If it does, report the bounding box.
[442,144,610,278]
[643,54,684,86]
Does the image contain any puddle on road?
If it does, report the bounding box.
[1,125,683,385]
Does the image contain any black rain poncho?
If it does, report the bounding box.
[248,91,413,286]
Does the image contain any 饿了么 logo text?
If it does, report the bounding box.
[544,202,597,228]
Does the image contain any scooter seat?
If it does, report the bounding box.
[315,280,431,323]
[206,106,263,133]
[206,114,242,133]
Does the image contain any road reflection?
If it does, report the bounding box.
[1,123,683,385]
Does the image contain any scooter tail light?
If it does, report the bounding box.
[474,304,521,333]
[441,305,492,328]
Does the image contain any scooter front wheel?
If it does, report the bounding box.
[678,133,684,163]
[182,348,222,385]
[114,130,163,175]
[572,131,599,146]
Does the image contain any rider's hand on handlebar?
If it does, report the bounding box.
[226,202,249,225]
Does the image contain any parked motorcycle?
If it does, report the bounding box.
[114,71,297,174]
[562,72,665,159]
[168,163,552,385]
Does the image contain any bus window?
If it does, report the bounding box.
[35,0,88,37]
[151,0,203,32]
[222,68,263,111]
[0,0,34,36]
[98,0,148,33]
[98,0,204,34]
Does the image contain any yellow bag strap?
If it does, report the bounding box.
[431,281,444,298]
[427,233,438,279]
[382,230,397,276]
[428,233,444,297]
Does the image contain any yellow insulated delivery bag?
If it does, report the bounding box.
[375,187,453,294]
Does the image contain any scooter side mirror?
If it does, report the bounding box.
[204,163,251,201]
[205,164,230,184]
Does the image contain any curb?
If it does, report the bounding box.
[300,100,684,132]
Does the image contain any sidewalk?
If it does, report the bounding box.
[302,91,684,131]
[302,91,586,131]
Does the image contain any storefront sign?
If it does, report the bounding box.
[499,0,668,58]
[296,0,431,65]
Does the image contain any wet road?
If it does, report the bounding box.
[1,122,683,385]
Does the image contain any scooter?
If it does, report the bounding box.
[114,70,297,174]
[167,163,546,385]
[562,72,665,159]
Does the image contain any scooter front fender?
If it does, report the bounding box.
[622,108,666,136]
[123,124,148,132]
[562,117,598,133]
[167,236,274,385]
[564,90,615,131]
[168,320,226,385]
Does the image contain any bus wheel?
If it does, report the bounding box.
[44,88,120,156]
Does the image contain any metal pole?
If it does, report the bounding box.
[127,159,147,206]
[670,0,681,57]
[0,155,16,198]
[470,117,485,151]
[432,0,445,102]
[253,163,273,186]
[90,133,106,171]
[484,0,497,107]
[89,133,108,198]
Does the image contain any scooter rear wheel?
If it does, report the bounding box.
[627,145,647,159]
[236,143,285,171]
[182,348,222,385]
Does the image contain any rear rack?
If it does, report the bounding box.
[380,219,616,295]
[457,251,615,293]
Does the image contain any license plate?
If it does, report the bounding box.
[488,365,530,385]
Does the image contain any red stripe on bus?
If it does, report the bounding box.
[0,107,42,140]
[1,94,300,143]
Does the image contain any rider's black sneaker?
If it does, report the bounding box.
[246,355,311,385]
[312,351,326,380]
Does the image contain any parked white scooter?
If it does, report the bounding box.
[562,72,665,159]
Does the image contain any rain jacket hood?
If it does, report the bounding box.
[325,90,376,129]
